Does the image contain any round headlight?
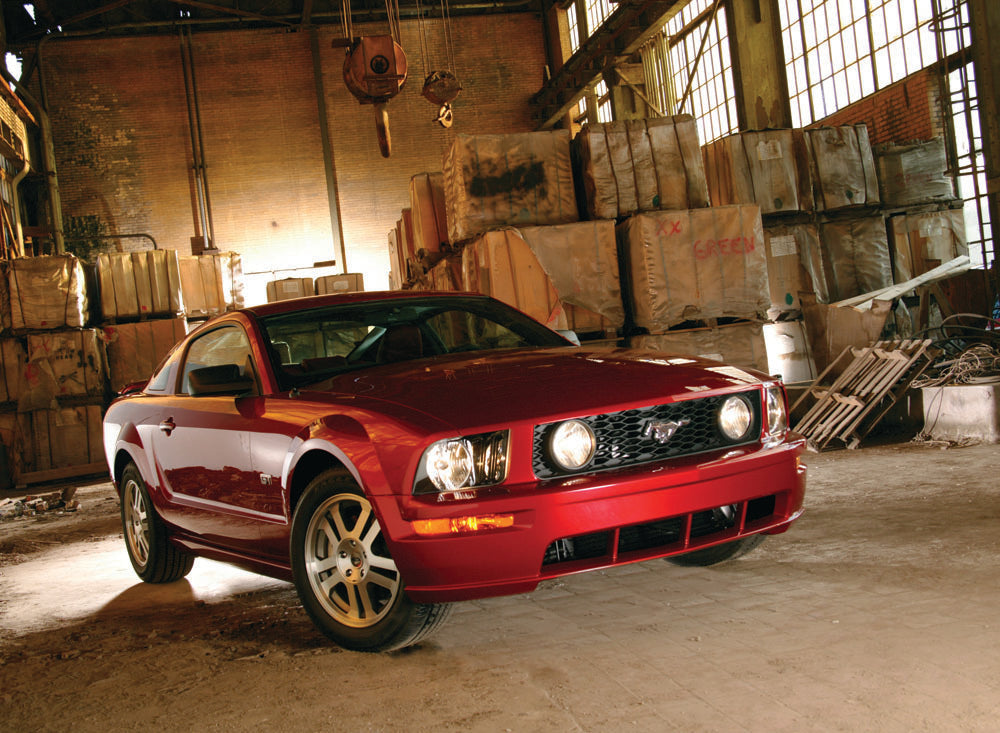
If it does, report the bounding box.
[425,439,474,492]
[718,395,753,441]
[549,419,596,471]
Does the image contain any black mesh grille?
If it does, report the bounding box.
[532,391,762,479]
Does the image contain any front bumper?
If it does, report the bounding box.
[378,437,806,603]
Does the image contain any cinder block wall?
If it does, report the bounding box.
[33,15,546,300]
[810,67,946,144]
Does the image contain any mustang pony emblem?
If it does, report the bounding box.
[641,419,690,444]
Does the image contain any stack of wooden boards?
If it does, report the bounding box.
[390,121,966,384]
[0,249,244,487]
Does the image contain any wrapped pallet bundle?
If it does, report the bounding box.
[819,217,893,302]
[409,173,448,256]
[7,255,88,330]
[444,131,578,244]
[316,273,364,295]
[387,226,405,290]
[875,138,956,207]
[461,220,623,335]
[888,209,967,283]
[266,277,313,302]
[17,403,105,475]
[574,115,710,219]
[0,338,27,404]
[96,250,183,322]
[763,223,829,317]
[631,321,768,374]
[804,125,879,210]
[179,251,243,319]
[618,205,769,331]
[703,129,813,214]
[20,329,106,410]
[427,255,463,292]
[103,318,187,393]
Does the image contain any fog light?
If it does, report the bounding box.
[719,395,753,440]
[548,419,596,471]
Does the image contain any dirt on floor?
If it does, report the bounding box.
[1,438,999,732]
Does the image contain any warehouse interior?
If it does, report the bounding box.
[1,0,999,729]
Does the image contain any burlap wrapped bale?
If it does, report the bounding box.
[631,321,768,374]
[574,115,709,219]
[409,173,448,256]
[444,131,578,244]
[96,249,183,322]
[888,209,967,283]
[703,129,813,214]
[103,318,187,393]
[804,125,879,210]
[618,205,769,331]
[819,217,893,302]
[763,223,829,317]
[875,138,956,207]
[7,255,88,330]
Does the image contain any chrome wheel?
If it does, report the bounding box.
[123,475,150,569]
[303,492,401,629]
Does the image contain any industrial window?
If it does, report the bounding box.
[780,0,991,269]
[567,1,581,54]
[639,0,738,145]
[585,0,614,36]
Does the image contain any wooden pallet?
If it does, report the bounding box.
[792,339,935,450]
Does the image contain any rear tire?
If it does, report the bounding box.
[120,462,194,583]
[666,534,766,567]
[290,470,451,651]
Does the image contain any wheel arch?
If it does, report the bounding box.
[287,448,357,518]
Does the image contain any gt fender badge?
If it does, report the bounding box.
[642,419,690,444]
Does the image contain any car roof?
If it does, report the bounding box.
[243,290,493,318]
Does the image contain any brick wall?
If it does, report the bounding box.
[33,15,546,300]
[810,67,946,145]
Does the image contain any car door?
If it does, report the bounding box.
[148,322,284,552]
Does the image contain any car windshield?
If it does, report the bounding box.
[258,295,570,390]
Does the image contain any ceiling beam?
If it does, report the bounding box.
[531,0,684,130]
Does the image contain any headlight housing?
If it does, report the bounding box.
[414,430,510,495]
[547,419,596,472]
[764,385,788,444]
[718,394,754,441]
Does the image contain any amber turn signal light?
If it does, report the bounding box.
[412,514,515,536]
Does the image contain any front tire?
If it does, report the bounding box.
[665,534,766,567]
[290,470,451,651]
[120,462,194,583]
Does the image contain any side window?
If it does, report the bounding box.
[180,325,255,395]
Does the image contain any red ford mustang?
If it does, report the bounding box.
[103,291,806,651]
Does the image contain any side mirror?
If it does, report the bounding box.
[187,364,255,396]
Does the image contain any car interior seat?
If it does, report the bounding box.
[377,324,424,363]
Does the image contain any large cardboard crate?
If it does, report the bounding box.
[179,251,243,318]
[103,318,187,393]
[17,403,105,476]
[763,223,829,317]
[444,131,578,244]
[96,250,183,321]
[618,205,769,331]
[804,125,880,210]
[462,221,624,335]
[875,138,956,207]
[409,173,448,256]
[266,277,313,302]
[387,227,405,290]
[888,209,967,283]
[21,329,106,409]
[316,273,364,295]
[819,216,893,302]
[703,129,813,214]
[426,255,464,292]
[0,338,26,404]
[631,321,768,374]
[574,115,710,219]
[7,255,89,330]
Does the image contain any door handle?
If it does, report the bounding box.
[158,418,176,435]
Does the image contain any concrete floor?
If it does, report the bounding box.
[1,440,998,731]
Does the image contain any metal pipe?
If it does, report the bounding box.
[10,157,31,256]
[62,232,160,250]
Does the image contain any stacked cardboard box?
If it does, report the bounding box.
[96,250,183,321]
[888,209,967,283]
[803,125,880,211]
[102,318,187,394]
[6,255,88,330]
[409,173,448,256]
[178,251,243,319]
[875,138,956,208]
[266,277,313,302]
[316,273,365,295]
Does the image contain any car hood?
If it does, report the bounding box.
[303,347,768,432]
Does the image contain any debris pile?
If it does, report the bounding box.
[0,491,80,521]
